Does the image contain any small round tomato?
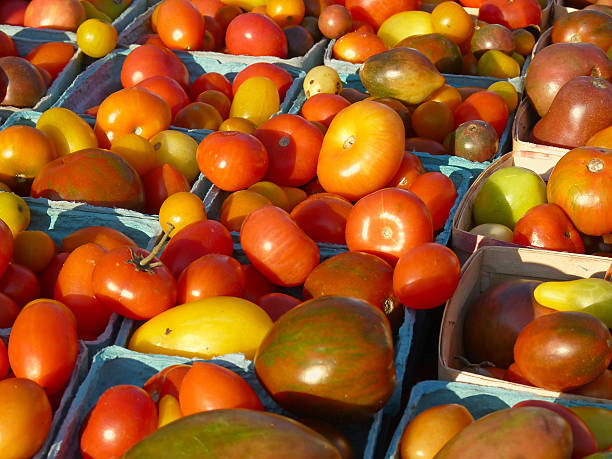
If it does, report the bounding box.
[190,72,232,101]
[0,291,18,329]
[160,219,234,279]
[431,1,474,44]
[290,194,352,244]
[411,100,454,143]
[300,93,350,127]
[267,0,306,27]
[12,230,57,273]
[80,385,158,459]
[408,171,457,231]
[232,63,294,101]
[197,131,269,191]
[25,41,74,80]
[91,245,177,320]
[120,44,190,90]
[0,263,40,307]
[179,362,263,416]
[149,130,200,183]
[386,151,425,189]
[219,190,273,232]
[173,102,223,130]
[254,114,323,186]
[345,188,433,265]
[0,192,29,237]
[36,107,98,157]
[393,242,460,308]
[454,90,509,137]
[257,292,301,321]
[135,75,190,120]
[248,181,290,210]
[332,31,388,63]
[8,299,78,394]
[478,0,542,30]
[157,0,206,51]
[230,76,280,127]
[76,18,118,58]
[176,253,245,303]
[195,90,231,119]
[225,13,288,58]
[61,226,137,252]
[158,191,207,237]
[143,163,190,215]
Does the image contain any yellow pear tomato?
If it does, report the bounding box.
[36,107,98,157]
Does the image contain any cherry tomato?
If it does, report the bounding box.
[176,254,245,303]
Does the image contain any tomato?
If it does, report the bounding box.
[332,31,388,63]
[479,0,542,29]
[8,299,78,395]
[454,90,509,138]
[195,90,231,119]
[120,44,190,90]
[149,130,200,183]
[76,18,118,58]
[0,378,52,459]
[142,163,190,215]
[301,93,351,127]
[143,364,190,402]
[0,263,40,307]
[61,226,137,252]
[38,251,68,299]
[24,0,85,31]
[386,151,425,190]
[197,131,268,191]
[254,114,323,187]
[426,84,463,112]
[179,362,263,416]
[192,0,224,16]
[12,230,57,274]
[190,72,232,102]
[411,100,455,143]
[135,75,190,121]
[230,77,280,127]
[240,206,320,286]
[281,185,307,210]
[157,0,206,51]
[177,254,245,303]
[0,192,29,237]
[225,13,288,58]
[267,0,305,27]
[345,188,433,265]
[36,107,98,157]
[0,339,7,380]
[158,191,207,238]
[54,243,113,340]
[160,219,234,279]
[431,1,474,44]
[173,102,223,130]
[109,133,157,178]
[377,11,433,48]
[91,244,177,320]
[0,31,17,58]
[94,87,172,148]
[80,385,158,459]
[571,369,612,400]
[219,190,273,232]
[513,203,585,253]
[232,63,294,101]
[0,1,28,26]
[317,100,405,201]
[0,219,11,280]
[393,242,460,308]
[248,181,290,210]
[0,291,18,328]
[408,171,457,231]
[345,0,420,30]
[257,292,301,321]
[25,42,74,81]
[242,263,277,303]
[0,125,57,192]
[290,194,352,244]
[318,4,352,39]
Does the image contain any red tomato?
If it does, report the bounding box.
[191,0,224,16]
[0,291,19,328]
[232,63,294,101]
[0,0,28,26]
[240,206,320,286]
[386,151,425,190]
[257,292,301,321]
[0,219,12,279]
[0,31,17,57]
[196,131,269,191]
[8,299,78,394]
[300,93,351,127]
[143,364,190,402]
[242,263,277,302]
[38,251,69,299]
[157,0,206,51]
[478,0,542,30]
[0,264,40,307]
[345,188,433,265]
[54,243,113,340]
[176,254,245,303]
[160,220,234,279]
[61,226,138,252]
[408,171,457,231]
[345,0,421,29]
[392,242,460,308]
[0,339,8,380]
[80,385,158,459]
[142,163,191,215]
[135,76,190,120]
[225,13,288,58]
[290,194,352,244]
[179,362,263,416]
[91,246,177,320]
[190,72,232,101]
[454,90,509,137]
[120,44,190,90]
[254,114,323,187]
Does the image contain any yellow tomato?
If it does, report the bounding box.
[378,11,434,48]
[487,81,519,112]
[230,77,280,127]
[303,65,343,99]
[221,0,268,11]
[0,192,30,236]
[149,130,199,183]
[220,190,272,232]
[110,133,158,176]
[477,50,520,79]
[76,18,118,58]
[36,107,98,157]
[128,296,274,359]
[247,181,290,211]
[12,230,57,273]
[158,191,207,237]
[157,394,182,428]
[218,117,258,134]
[280,186,307,211]
[266,0,305,27]
[431,1,474,44]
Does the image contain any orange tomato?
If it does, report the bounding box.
[220,190,273,232]
[158,191,207,237]
[332,31,388,63]
[408,171,457,231]
[386,151,425,190]
[195,89,231,119]
[431,1,474,44]
[267,0,306,27]
[12,230,57,273]
[95,87,172,148]
[110,133,159,177]
[179,362,264,415]
[411,100,454,143]
[24,41,74,80]
[425,84,463,112]
[61,226,138,252]
[173,102,223,130]
[301,93,351,127]
[157,0,206,50]
[135,75,190,121]
[248,181,290,210]
[176,253,245,303]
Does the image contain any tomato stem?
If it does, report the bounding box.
[140,223,175,267]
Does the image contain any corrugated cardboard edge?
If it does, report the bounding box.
[438,245,612,405]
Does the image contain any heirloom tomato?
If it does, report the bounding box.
[225,13,288,58]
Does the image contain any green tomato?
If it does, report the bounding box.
[472,166,547,230]
[569,406,612,451]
